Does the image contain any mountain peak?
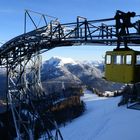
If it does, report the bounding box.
[48,56,77,67]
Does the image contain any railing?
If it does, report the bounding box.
[0,11,140,66]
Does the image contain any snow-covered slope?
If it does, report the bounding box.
[59,90,140,140]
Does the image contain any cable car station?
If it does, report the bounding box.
[105,49,140,83]
[105,10,140,83]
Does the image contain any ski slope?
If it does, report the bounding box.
[60,90,140,140]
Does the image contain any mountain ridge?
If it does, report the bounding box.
[0,56,122,99]
[41,56,122,93]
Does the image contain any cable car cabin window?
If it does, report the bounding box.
[126,55,132,65]
[106,55,111,64]
[114,55,124,64]
[136,55,140,65]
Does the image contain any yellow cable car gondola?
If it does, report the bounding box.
[105,48,140,83]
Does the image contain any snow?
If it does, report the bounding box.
[103,91,114,97]
[48,56,77,67]
[82,60,104,67]
[59,90,140,140]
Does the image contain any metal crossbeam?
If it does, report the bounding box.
[1,13,140,65]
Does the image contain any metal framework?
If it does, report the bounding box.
[1,10,140,139]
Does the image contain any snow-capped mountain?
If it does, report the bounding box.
[42,56,102,79]
[47,56,78,67]
[41,56,122,93]
[0,56,122,99]
[41,56,81,83]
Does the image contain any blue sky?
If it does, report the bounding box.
[1,0,140,61]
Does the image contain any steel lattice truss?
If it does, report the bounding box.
[1,10,140,139]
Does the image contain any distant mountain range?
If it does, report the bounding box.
[0,56,122,99]
[41,56,122,93]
